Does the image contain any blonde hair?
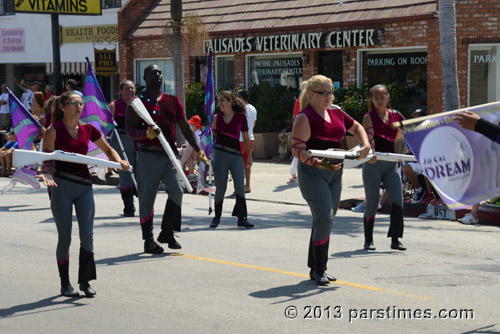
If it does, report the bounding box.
[299,75,333,112]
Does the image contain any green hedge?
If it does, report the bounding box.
[183,81,411,132]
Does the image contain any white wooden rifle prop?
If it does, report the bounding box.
[129,98,193,193]
[309,145,417,168]
[13,149,130,171]
[110,128,138,191]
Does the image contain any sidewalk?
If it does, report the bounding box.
[98,160,499,226]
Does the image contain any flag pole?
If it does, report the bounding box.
[112,128,138,191]
[392,101,500,129]
[208,160,213,215]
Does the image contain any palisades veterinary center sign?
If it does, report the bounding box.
[15,0,102,15]
[203,29,380,54]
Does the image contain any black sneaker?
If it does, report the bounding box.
[237,217,254,228]
[144,239,164,254]
[157,231,182,249]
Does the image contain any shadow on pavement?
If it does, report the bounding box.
[96,252,176,267]
[249,280,338,304]
[0,295,87,319]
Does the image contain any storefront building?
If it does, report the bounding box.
[0,0,125,101]
[118,0,500,116]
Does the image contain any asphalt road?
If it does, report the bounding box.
[1,162,499,333]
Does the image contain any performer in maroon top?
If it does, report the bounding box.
[292,75,370,285]
[210,91,254,229]
[39,91,129,297]
[109,80,137,217]
[126,64,208,254]
[362,84,406,251]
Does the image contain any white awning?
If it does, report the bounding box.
[45,62,95,75]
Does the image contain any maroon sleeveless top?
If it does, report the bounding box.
[52,120,102,179]
[366,109,404,153]
[300,105,354,150]
[113,98,128,130]
[215,112,248,152]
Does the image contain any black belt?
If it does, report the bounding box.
[215,144,241,155]
[137,143,164,152]
[54,170,92,186]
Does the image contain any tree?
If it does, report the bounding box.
[439,0,460,111]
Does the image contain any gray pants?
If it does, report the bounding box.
[298,162,343,243]
[110,132,136,190]
[362,161,403,219]
[213,149,246,203]
[51,176,95,262]
[136,149,183,228]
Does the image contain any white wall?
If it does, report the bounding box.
[0,8,120,64]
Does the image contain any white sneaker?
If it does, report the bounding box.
[351,202,365,213]
[458,213,478,225]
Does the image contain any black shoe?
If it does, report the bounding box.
[123,209,135,217]
[237,217,254,228]
[309,269,336,281]
[60,285,79,297]
[210,217,220,228]
[79,283,96,297]
[157,231,182,249]
[391,241,407,251]
[144,239,164,254]
[364,242,376,250]
[314,272,330,286]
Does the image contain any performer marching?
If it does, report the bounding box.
[292,75,370,285]
[362,84,406,251]
[109,79,137,217]
[126,64,208,254]
[209,91,254,229]
[38,91,130,297]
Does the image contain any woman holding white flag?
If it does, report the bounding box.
[38,91,129,297]
[292,75,370,285]
[361,84,406,251]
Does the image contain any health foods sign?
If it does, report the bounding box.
[203,29,380,54]
[61,25,118,43]
[15,0,102,15]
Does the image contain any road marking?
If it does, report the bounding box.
[173,253,431,300]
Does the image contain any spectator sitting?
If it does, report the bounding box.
[274,123,292,163]
[0,131,18,177]
[180,115,203,182]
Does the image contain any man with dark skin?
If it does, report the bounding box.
[126,64,208,254]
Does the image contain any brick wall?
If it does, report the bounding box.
[119,0,500,114]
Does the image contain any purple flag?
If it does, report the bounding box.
[198,52,215,186]
[81,59,117,179]
[8,89,42,150]
[402,101,500,210]
[1,89,42,194]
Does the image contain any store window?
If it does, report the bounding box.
[247,54,302,89]
[102,0,121,9]
[469,45,500,106]
[216,56,234,90]
[359,48,427,113]
[0,0,15,15]
[135,59,175,95]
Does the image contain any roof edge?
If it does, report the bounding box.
[126,12,437,41]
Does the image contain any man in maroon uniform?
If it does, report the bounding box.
[126,64,208,254]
